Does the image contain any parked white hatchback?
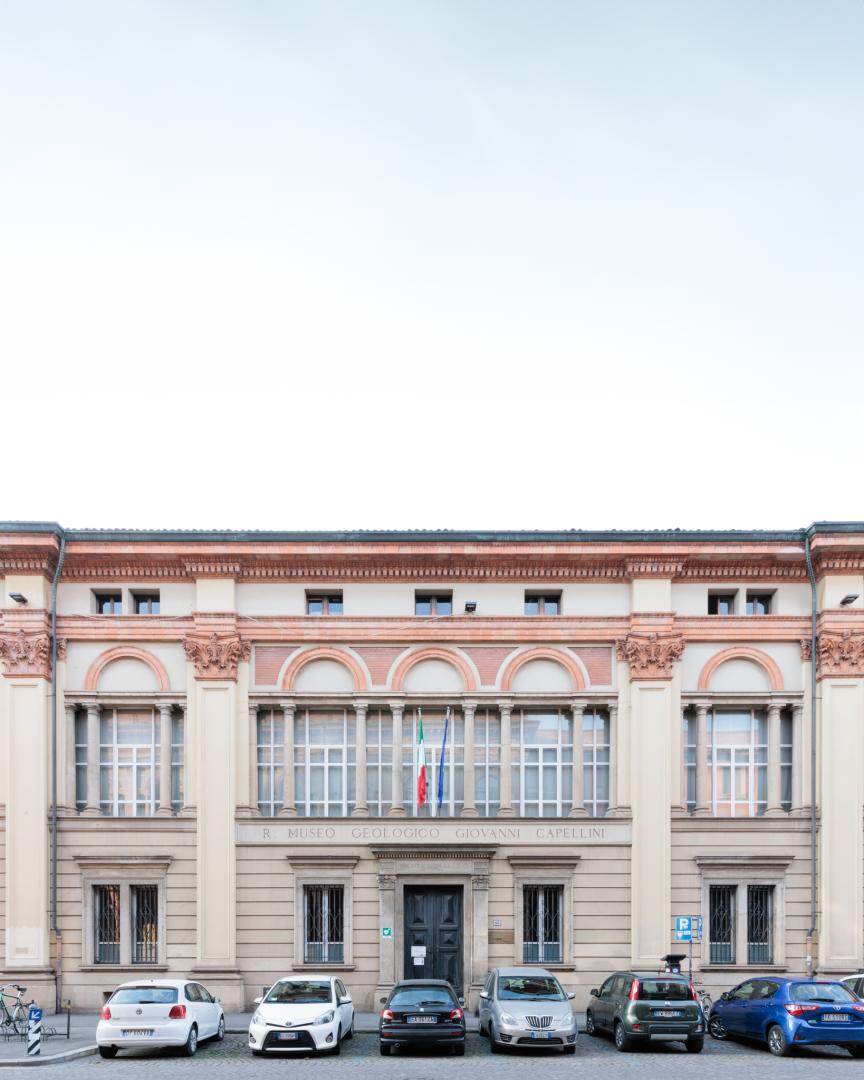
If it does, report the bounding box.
[97,979,225,1058]
[248,976,354,1055]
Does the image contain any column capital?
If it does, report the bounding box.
[157,702,174,719]
[352,700,369,714]
[388,701,405,716]
[695,702,709,719]
[569,700,588,715]
[85,702,100,719]
[0,630,54,679]
[616,633,684,679]
[183,633,251,681]
[462,699,478,713]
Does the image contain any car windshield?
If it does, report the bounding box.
[110,988,178,1005]
[389,987,454,1009]
[637,980,691,1001]
[498,977,564,1001]
[790,982,857,1004]
[265,981,332,1005]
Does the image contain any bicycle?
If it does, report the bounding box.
[0,985,29,1039]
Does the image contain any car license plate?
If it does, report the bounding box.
[276,1032,300,1040]
[655,1010,683,1018]
[530,1031,553,1039]
[823,1014,851,1022]
[121,1029,154,1037]
[407,1015,437,1024]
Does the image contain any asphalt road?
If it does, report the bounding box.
[3,1031,863,1078]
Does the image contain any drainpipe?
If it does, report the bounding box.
[804,531,818,977]
[49,529,66,1012]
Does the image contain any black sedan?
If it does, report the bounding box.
[379,979,466,1056]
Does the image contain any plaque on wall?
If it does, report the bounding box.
[488,929,515,945]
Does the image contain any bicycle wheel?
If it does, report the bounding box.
[11,1005,29,1037]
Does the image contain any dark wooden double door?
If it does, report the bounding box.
[403,886,463,991]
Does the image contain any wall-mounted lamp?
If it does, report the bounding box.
[8,592,28,605]
[464,601,477,614]
[840,593,860,607]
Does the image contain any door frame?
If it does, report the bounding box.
[401,883,465,989]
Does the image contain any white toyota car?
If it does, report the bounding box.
[248,976,354,1055]
[96,978,225,1058]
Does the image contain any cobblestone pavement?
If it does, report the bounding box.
[2,1033,863,1078]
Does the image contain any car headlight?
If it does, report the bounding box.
[312,1010,335,1025]
[251,1012,263,1026]
[499,1012,519,1026]
[558,1014,575,1028]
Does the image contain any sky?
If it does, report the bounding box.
[1,0,862,531]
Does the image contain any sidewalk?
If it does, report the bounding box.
[0,1015,99,1067]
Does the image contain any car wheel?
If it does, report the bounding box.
[452,1042,466,1056]
[344,1017,354,1041]
[330,1027,342,1055]
[251,1050,263,1057]
[490,1024,503,1053]
[848,1047,864,1058]
[614,1021,633,1053]
[767,1024,791,1057]
[379,1043,392,1056]
[215,1016,225,1042]
[98,1047,118,1059]
[562,1044,576,1055]
[585,1011,596,1036]
[708,1016,728,1040]
[685,1036,704,1054]
[181,1025,198,1057]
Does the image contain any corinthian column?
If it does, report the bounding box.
[388,702,406,816]
[461,701,478,817]
[278,702,297,817]
[693,704,710,816]
[156,703,173,815]
[569,702,588,817]
[352,701,369,817]
[82,703,101,816]
[764,702,784,816]
[497,701,514,817]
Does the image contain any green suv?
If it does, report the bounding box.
[586,972,704,1053]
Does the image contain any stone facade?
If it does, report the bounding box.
[0,524,863,1012]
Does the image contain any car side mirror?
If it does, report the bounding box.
[590,988,599,998]
[215,997,221,1004]
[253,997,262,1006]
[458,995,465,1007]
[567,992,576,1000]
[339,996,351,1005]
[379,996,388,1005]
[720,992,729,1001]
[479,991,489,1000]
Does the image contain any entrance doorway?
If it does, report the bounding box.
[403,886,463,990]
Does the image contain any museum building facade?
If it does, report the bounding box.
[1,523,864,1012]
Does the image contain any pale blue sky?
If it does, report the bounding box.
[1,1,862,528]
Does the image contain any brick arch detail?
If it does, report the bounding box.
[84,646,171,692]
[500,647,588,692]
[281,647,369,691]
[697,647,784,692]
[390,648,478,693]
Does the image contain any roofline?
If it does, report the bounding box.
[2,521,863,544]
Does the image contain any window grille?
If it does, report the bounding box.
[747,885,773,965]
[257,709,285,815]
[523,885,562,964]
[132,884,159,964]
[94,884,120,964]
[582,710,610,816]
[709,885,736,964]
[304,885,344,964]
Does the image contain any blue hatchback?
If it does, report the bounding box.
[708,977,864,1057]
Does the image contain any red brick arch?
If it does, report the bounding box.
[281,647,369,691]
[84,647,171,691]
[500,647,587,692]
[697,647,784,692]
[390,648,478,692]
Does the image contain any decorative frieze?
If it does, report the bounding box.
[0,630,59,678]
[817,630,864,677]
[183,633,251,680]
[616,633,684,679]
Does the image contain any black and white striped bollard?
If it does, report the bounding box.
[27,1006,43,1057]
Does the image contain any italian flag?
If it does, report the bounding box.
[417,712,428,812]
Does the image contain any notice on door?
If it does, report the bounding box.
[413,956,424,966]
[411,945,427,958]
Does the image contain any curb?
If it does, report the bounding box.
[0,1046,98,1068]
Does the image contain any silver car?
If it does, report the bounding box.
[479,967,577,1054]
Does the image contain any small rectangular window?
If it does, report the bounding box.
[708,592,736,615]
[523,884,562,964]
[524,592,562,616]
[747,885,773,965]
[132,884,159,964]
[94,591,122,615]
[304,885,344,964]
[709,884,736,964]
[305,592,343,615]
[133,592,160,615]
[746,592,772,616]
[94,883,121,964]
[414,592,453,616]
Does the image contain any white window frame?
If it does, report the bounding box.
[99,707,159,817]
[76,855,171,970]
[473,708,501,818]
[401,708,463,817]
[708,707,768,817]
[256,707,285,816]
[512,708,573,818]
[696,855,790,971]
[366,707,392,817]
[509,855,580,971]
[294,708,356,817]
[582,708,610,817]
